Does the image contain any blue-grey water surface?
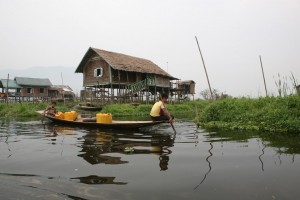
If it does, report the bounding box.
[0,117,300,200]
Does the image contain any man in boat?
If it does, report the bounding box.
[150,93,174,123]
[44,101,57,117]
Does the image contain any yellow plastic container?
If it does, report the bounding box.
[107,113,112,123]
[64,111,77,121]
[64,112,73,121]
[55,112,64,119]
[96,113,104,123]
[70,111,78,120]
[96,113,112,123]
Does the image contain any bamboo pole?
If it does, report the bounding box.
[195,36,213,99]
[259,55,268,97]
[6,74,9,104]
[61,72,65,105]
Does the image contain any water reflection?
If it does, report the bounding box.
[204,130,300,154]
[76,129,175,171]
[202,129,300,173]
[71,175,126,185]
[194,142,213,189]
[44,124,176,172]
[258,139,266,171]
[1,118,300,199]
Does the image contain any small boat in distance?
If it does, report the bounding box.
[74,103,102,111]
[36,111,165,129]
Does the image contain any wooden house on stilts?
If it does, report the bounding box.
[75,47,178,104]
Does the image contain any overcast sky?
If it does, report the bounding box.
[1,0,299,97]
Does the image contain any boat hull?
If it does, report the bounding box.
[37,111,164,129]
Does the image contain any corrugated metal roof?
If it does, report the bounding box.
[15,77,52,86]
[0,79,22,88]
[75,47,178,80]
[49,85,74,92]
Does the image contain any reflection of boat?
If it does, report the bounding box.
[37,111,165,129]
[79,130,175,171]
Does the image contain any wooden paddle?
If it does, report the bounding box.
[170,121,176,134]
[159,94,176,134]
[41,111,46,124]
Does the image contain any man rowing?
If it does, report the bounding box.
[150,93,174,123]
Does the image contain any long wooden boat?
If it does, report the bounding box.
[37,111,165,129]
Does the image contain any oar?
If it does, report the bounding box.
[170,121,176,134]
[38,110,46,124]
[158,93,176,134]
[42,112,45,124]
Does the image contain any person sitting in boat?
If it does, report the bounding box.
[150,93,174,122]
[44,102,57,117]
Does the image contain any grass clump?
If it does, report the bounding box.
[199,95,300,134]
[0,102,48,117]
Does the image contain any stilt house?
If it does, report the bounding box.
[75,47,178,103]
[174,80,196,100]
[48,85,76,101]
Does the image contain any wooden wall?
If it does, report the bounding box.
[20,86,49,97]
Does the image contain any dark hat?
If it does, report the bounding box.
[161,93,168,99]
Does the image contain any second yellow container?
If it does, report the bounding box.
[96,113,112,123]
[64,111,78,121]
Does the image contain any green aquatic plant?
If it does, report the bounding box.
[123,147,135,153]
[199,95,300,134]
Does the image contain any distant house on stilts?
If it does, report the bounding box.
[175,80,196,101]
[75,47,178,104]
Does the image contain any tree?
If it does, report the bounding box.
[200,88,230,100]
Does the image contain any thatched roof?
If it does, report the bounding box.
[178,80,196,85]
[75,47,177,80]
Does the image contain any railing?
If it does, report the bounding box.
[125,77,155,95]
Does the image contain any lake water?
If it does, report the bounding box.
[0,117,300,200]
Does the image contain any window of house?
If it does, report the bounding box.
[94,67,103,77]
[40,88,45,93]
[27,88,32,94]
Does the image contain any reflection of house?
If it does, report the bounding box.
[48,85,75,101]
[175,80,196,100]
[75,47,178,103]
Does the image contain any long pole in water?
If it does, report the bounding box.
[61,72,65,105]
[259,55,268,97]
[6,74,9,104]
[195,36,213,99]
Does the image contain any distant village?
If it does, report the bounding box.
[0,47,196,104]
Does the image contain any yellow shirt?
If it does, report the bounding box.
[150,101,165,117]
